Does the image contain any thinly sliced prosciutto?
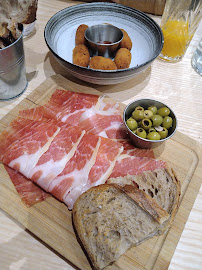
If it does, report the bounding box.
[49,134,123,209]
[0,89,168,210]
[116,139,155,159]
[19,90,100,125]
[19,90,128,140]
[19,106,48,121]
[43,90,100,125]
[85,137,123,187]
[48,133,101,209]
[30,123,85,190]
[0,118,60,177]
[4,165,50,207]
[79,104,128,139]
[109,154,167,178]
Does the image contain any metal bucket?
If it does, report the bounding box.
[0,29,28,100]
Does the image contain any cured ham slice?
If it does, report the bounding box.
[123,147,154,158]
[109,154,167,178]
[116,139,155,159]
[80,113,128,139]
[0,89,169,211]
[19,90,100,125]
[86,137,123,186]
[19,106,48,121]
[19,90,128,140]
[30,123,85,191]
[48,133,101,209]
[0,118,60,177]
[79,105,128,139]
[4,165,50,207]
[97,97,121,112]
[49,134,123,209]
[43,90,100,125]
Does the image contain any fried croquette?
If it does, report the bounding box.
[75,24,88,46]
[73,44,90,67]
[120,29,132,50]
[89,56,117,70]
[114,48,131,69]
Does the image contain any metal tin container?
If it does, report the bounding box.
[123,99,177,149]
[0,29,28,100]
[85,24,123,58]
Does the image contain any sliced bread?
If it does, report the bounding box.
[107,167,181,232]
[115,183,170,224]
[72,183,171,270]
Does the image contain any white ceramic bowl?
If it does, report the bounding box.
[44,2,163,85]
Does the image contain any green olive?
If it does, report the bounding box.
[148,127,156,133]
[162,116,173,129]
[135,106,144,112]
[158,127,168,139]
[132,110,144,121]
[144,110,153,119]
[140,119,152,130]
[157,107,170,117]
[126,117,138,130]
[148,105,157,115]
[151,114,163,127]
[147,131,161,140]
[136,128,147,139]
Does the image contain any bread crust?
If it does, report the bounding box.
[108,167,181,233]
[73,167,181,270]
[158,167,181,233]
[113,183,170,224]
[73,184,121,270]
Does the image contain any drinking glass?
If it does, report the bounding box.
[23,0,38,38]
[159,0,202,62]
[191,38,202,75]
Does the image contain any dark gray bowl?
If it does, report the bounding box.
[44,2,164,85]
[123,99,177,149]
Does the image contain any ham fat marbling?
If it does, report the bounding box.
[0,89,167,208]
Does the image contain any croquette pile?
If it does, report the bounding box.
[73,24,132,70]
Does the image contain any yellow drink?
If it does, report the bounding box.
[160,20,192,61]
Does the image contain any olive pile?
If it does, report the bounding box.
[126,105,173,140]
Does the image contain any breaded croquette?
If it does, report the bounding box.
[73,44,90,67]
[120,29,132,50]
[114,48,131,69]
[89,56,117,70]
[75,24,88,45]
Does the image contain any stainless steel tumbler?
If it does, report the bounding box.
[0,30,28,100]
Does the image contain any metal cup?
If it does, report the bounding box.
[123,99,177,149]
[0,27,28,100]
[85,24,123,58]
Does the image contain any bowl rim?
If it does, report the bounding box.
[123,98,177,143]
[44,2,164,74]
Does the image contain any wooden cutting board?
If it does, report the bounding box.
[0,74,201,270]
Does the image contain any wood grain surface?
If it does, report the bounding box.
[0,75,201,270]
[169,185,202,270]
